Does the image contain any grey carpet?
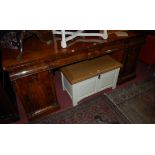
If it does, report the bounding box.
[105,76,155,123]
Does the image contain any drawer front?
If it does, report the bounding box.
[128,37,145,47]
[75,76,97,100]
[87,41,124,59]
[49,52,88,69]
[97,70,116,91]
[100,42,124,54]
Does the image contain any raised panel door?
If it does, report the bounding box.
[14,70,60,119]
[122,46,141,78]
[96,70,116,91]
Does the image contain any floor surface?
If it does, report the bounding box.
[15,61,155,123]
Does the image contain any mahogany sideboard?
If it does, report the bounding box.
[1,31,145,120]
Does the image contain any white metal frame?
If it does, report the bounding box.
[53,30,108,48]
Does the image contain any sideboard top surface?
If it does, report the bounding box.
[1,31,142,70]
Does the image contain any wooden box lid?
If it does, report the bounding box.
[61,55,122,84]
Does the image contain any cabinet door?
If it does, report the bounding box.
[96,70,116,92]
[74,76,97,101]
[14,70,59,119]
[121,46,141,79]
[111,46,142,83]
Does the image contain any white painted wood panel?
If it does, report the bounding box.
[61,68,120,106]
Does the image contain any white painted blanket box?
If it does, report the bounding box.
[61,55,122,106]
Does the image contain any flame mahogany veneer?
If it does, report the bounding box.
[1,31,145,120]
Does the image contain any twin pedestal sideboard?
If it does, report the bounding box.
[1,31,145,121]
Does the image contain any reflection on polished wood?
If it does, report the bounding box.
[1,31,145,120]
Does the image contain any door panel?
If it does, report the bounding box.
[77,76,97,99]
[14,70,59,118]
[97,70,115,91]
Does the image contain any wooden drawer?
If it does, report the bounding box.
[49,52,88,69]
[128,37,145,47]
[100,41,124,54]
[86,41,124,59]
